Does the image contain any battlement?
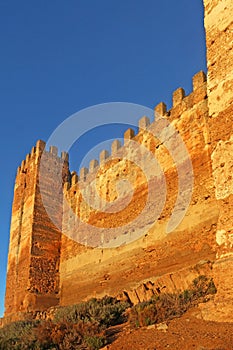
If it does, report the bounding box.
[10,70,209,217]
[16,140,69,176]
[4,0,233,323]
[154,70,207,119]
[62,70,209,249]
[60,71,208,199]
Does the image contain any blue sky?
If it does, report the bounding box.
[0,0,206,317]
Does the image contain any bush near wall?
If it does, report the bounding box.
[129,275,217,327]
[0,277,216,349]
[0,297,129,350]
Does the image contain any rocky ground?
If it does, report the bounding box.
[103,308,233,350]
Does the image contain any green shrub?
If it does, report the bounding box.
[46,321,104,350]
[129,275,217,328]
[84,335,106,350]
[0,319,106,350]
[0,320,39,350]
[192,275,217,299]
[0,296,129,349]
[0,279,216,347]
[54,296,129,328]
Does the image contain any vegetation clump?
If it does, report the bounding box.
[0,276,216,348]
[129,275,217,327]
[0,296,129,350]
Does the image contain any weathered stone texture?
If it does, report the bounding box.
[203,0,233,321]
[58,75,218,307]
[4,142,69,316]
[3,0,233,323]
[119,260,213,305]
[211,136,233,200]
[4,71,220,318]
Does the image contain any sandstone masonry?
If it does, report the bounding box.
[3,0,233,323]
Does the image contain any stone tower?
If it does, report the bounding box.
[4,141,69,317]
[203,0,233,321]
[3,0,233,323]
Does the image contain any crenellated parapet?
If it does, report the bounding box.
[4,70,214,319]
[152,71,207,120]
[63,70,208,193]
[153,70,207,120]
[62,72,210,250]
[3,63,219,321]
[16,140,69,178]
[4,0,233,323]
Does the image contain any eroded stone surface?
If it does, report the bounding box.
[211,136,233,200]
[3,0,233,324]
[204,0,233,321]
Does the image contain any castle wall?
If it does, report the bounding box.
[202,0,233,321]
[4,0,233,322]
[59,72,218,306]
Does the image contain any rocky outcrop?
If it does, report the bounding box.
[118,260,213,305]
